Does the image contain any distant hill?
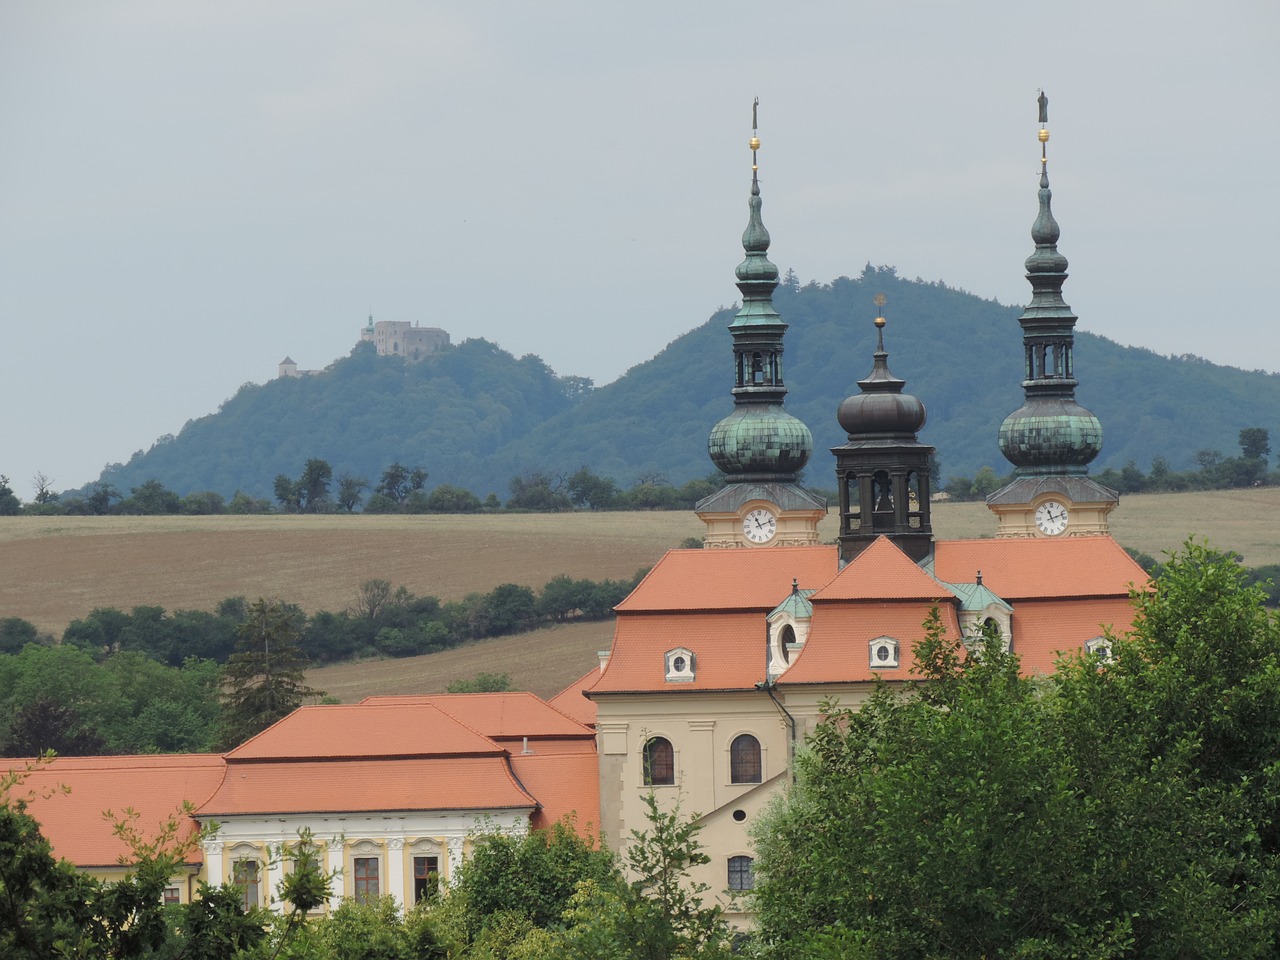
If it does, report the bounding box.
[97,266,1280,500]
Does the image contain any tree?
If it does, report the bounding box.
[122,479,181,515]
[567,466,619,510]
[336,473,368,512]
[0,476,20,515]
[2,699,107,756]
[751,546,1280,959]
[375,463,428,504]
[422,484,482,513]
[297,458,334,513]
[508,471,571,511]
[31,471,57,505]
[218,599,322,749]
[1240,427,1271,463]
[0,618,44,656]
[446,672,511,693]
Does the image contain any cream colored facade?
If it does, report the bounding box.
[359,319,449,360]
[595,686,873,925]
[201,810,527,912]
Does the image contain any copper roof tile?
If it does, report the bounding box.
[934,537,1147,599]
[810,536,956,602]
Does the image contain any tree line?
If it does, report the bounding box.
[1,461,723,516]
[0,569,645,758]
[937,426,1275,501]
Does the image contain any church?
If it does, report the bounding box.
[11,96,1146,921]
[575,97,1146,922]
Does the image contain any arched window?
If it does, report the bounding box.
[730,734,762,784]
[643,736,675,785]
[728,855,754,891]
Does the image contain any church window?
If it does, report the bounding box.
[1084,636,1113,662]
[232,859,260,912]
[413,855,439,903]
[664,647,696,682]
[869,636,900,669]
[777,623,795,663]
[728,855,754,891]
[643,736,675,785]
[730,734,762,784]
[354,857,380,904]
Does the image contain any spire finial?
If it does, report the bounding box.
[873,293,887,352]
[749,97,761,193]
[1037,88,1050,169]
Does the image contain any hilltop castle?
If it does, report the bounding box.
[278,315,450,378]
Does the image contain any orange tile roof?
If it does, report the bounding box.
[510,752,602,832]
[614,546,838,612]
[197,755,536,817]
[360,692,594,742]
[11,755,224,868]
[810,537,956,602]
[1008,597,1139,674]
[591,611,772,694]
[934,537,1147,599]
[227,703,501,760]
[549,668,601,727]
[779,602,963,685]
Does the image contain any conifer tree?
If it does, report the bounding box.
[217,600,320,749]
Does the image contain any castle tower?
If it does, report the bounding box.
[987,91,1118,538]
[696,101,826,548]
[832,298,934,565]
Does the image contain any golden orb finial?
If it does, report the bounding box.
[873,293,887,327]
[749,135,761,152]
[1038,128,1050,143]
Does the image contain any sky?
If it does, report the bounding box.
[2,1,1277,497]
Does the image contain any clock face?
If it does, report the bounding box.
[1034,500,1069,536]
[742,508,778,543]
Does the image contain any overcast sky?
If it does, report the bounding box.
[2,1,1277,496]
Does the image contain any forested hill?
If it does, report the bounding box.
[97,266,1280,500]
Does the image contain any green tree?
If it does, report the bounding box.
[375,463,429,504]
[567,466,619,510]
[508,471,572,511]
[422,484,483,513]
[446,672,511,693]
[1240,426,1271,463]
[752,545,1280,959]
[448,817,620,946]
[297,458,334,513]
[218,599,322,749]
[336,473,368,512]
[0,475,20,515]
[122,479,181,515]
[0,618,44,656]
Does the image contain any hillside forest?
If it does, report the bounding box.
[21,266,1278,505]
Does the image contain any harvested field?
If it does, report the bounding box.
[2,488,1277,646]
[307,620,612,702]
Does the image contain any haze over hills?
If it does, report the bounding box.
[95,266,1280,502]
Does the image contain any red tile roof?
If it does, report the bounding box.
[227,703,501,760]
[811,537,956,602]
[779,602,963,685]
[359,692,594,743]
[197,755,536,817]
[11,755,224,868]
[614,546,837,612]
[934,537,1147,599]
[510,752,602,832]
[591,611,773,693]
[1008,597,1138,674]
[549,669,602,727]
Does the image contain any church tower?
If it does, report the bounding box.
[833,298,934,565]
[696,102,826,548]
[987,92,1118,538]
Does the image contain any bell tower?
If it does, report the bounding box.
[833,298,934,565]
[988,91,1118,538]
[696,100,826,548]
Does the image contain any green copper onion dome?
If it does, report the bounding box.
[998,93,1102,477]
[708,107,813,482]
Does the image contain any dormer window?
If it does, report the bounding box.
[869,636,899,669]
[1084,636,1113,662]
[665,647,696,682]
